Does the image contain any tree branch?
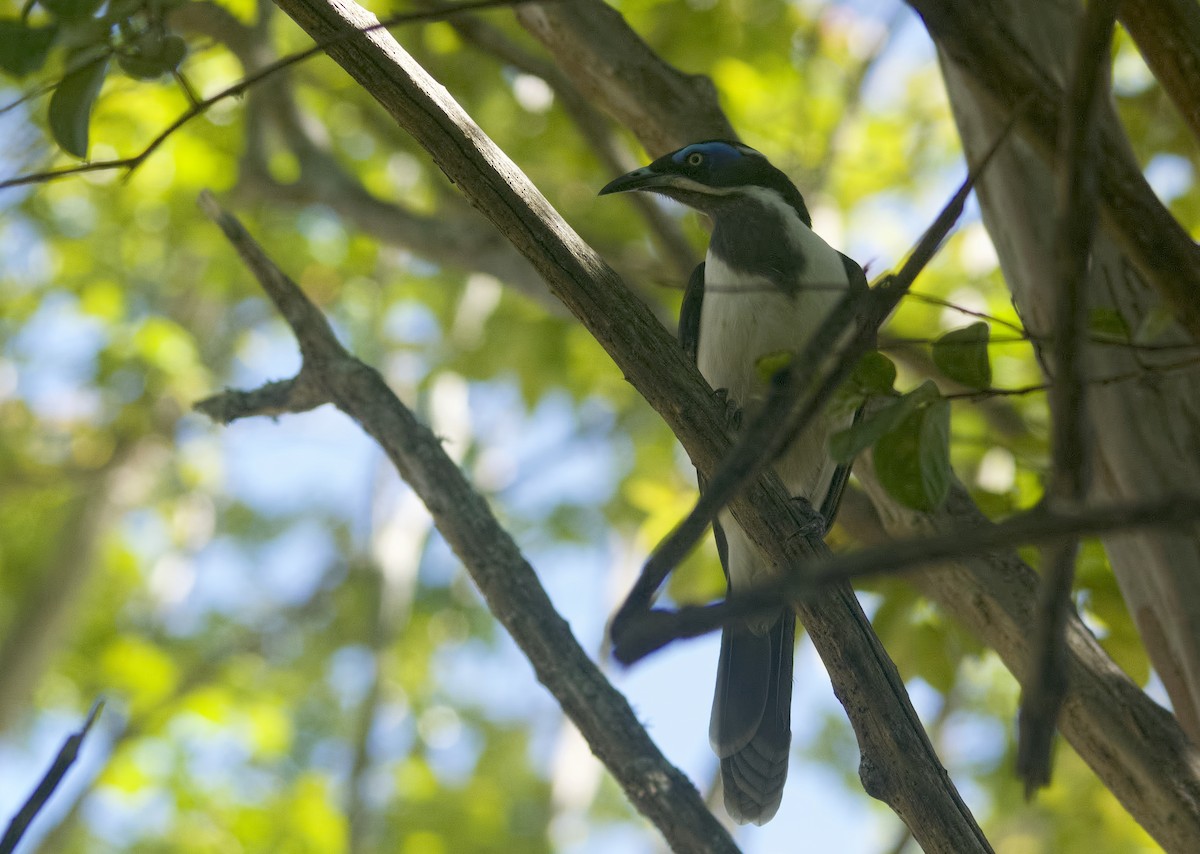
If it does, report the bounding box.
[904,0,1200,342]
[1120,0,1200,144]
[850,460,1200,853]
[1018,0,1116,794]
[514,0,737,155]
[264,0,989,848]
[0,700,104,854]
[613,491,1200,661]
[194,191,738,853]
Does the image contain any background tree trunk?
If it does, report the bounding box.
[933,0,1200,738]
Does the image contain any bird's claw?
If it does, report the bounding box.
[788,496,828,539]
[713,388,743,431]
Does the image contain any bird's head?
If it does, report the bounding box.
[598,140,811,227]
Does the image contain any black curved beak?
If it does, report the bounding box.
[598,166,673,196]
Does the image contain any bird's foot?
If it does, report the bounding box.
[713,388,743,431]
[787,496,828,539]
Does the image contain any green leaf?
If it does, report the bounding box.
[874,396,951,511]
[48,52,109,157]
[829,350,898,422]
[104,0,144,18]
[829,380,938,464]
[1088,307,1129,341]
[37,0,104,20]
[754,349,793,383]
[1133,304,1179,346]
[849,350,897,395]
[0,19,58,77]
[830,396,907,464]
[117,31,186,80]
[932,322,991,388]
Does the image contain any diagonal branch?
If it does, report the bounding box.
[0,700,104,854]
[194,191,739,854]
[266,0,989,848]
[1120,0,1200,143]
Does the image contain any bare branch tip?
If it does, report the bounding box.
[83,697,105,733]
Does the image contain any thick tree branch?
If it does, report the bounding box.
[265,1,989,848]
[438,7,698,280]
[514,0,736,154]
[905,0,1200,341]
[194,191,738,854]
[1120,0,1200,143]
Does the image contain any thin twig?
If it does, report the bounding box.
[1017,0,1117,796]
[0,0,551,191]
[938,357,1200,402]
[908,290,1200,353]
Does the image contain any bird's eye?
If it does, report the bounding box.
[686,152,704,167]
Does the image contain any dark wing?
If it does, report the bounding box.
[679,261,705,363]
[818,424,857,534]
[682,261,723,565]
[839,251,868,293]
[821,252,870,533]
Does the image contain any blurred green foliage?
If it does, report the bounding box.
[1,0,1196,851]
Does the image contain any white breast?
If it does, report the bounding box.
[697,209,852,590]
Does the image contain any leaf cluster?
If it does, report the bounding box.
[2,0,189,156]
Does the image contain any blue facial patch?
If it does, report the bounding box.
[672,141,749,167]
